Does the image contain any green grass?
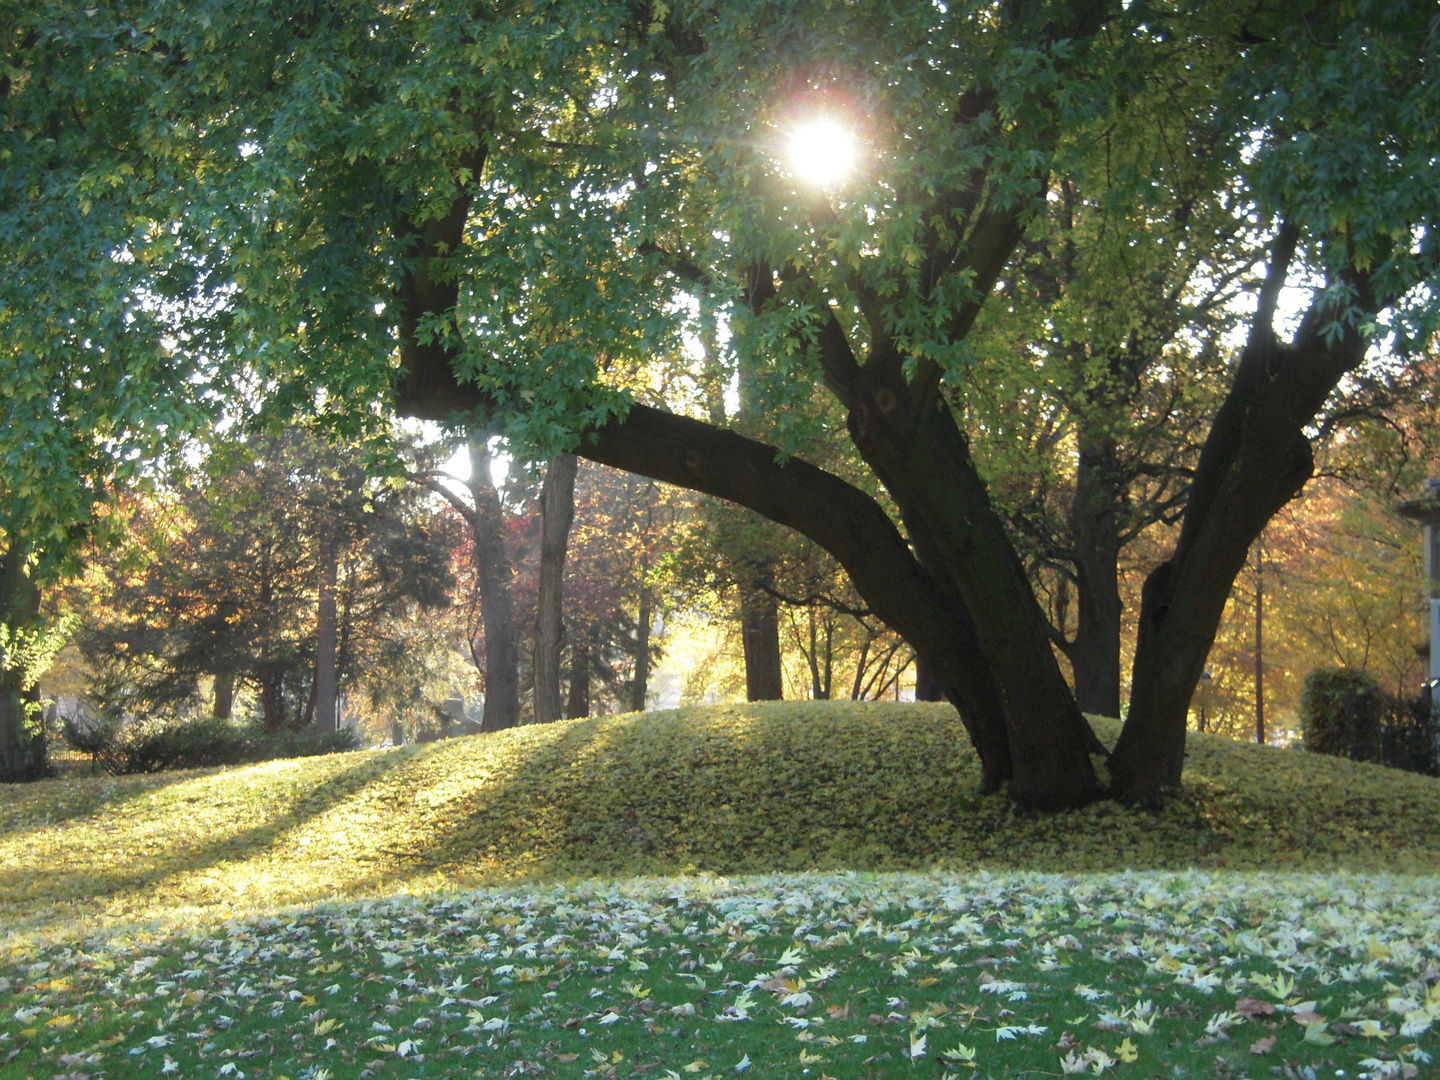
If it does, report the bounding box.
[3,701,1439,1079]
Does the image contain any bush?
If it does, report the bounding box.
[1301,668,1385,761]
[63,714,363,775]
[1301,667,1437,775]
[1381,691,1439,777]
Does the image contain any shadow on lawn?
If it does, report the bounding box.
[0,766,227,837]
[0,749,413,910]
[380,705,989,883]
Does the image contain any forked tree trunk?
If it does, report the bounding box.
[1111,235,1382,803]
[534,454,578,723]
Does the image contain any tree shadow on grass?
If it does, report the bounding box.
[380,704,990,885]
[0,765,235,837]
[1,748,415,915]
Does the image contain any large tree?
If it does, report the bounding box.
[9,0,1439,806]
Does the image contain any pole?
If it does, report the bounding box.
[1397,480,1440,773]
[1255,535,1265,745]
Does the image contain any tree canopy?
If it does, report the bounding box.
[4,0,1438,806]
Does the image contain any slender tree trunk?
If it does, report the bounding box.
[1067,441,1124,718]
[0,542,46,783]
[468,435,521,731]
[806,608,833,699]
[1254,536,1265,745]
[314,531,339,733]
[566,642,591,719]
[212,672,235,720]
[741,582,783,701]
[632,585,652,712]
[534,454,578,723]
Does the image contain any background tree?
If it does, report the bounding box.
[534,454,578,723]
[81,431,453,731]
[414,435,526,730]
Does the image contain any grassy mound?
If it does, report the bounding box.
[4,701,1439,936]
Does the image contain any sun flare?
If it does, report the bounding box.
[787,118,858,187]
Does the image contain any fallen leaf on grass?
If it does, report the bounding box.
[1236,997,1275,1019]
[1249,1036,1276,1055]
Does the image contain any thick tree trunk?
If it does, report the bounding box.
[313,532,339,733]
[534,454,578,723]
[212,671,235,719]
[0,542,46,783]
[1111,237,1381,803]
[468,435,521,731]
[914,656,944,701]
[741,582,783,701]
[1067,441,1124,718]
[842,365,1104,808]
[566,642,591,719]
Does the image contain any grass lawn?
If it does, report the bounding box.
[2,702,1438,1080]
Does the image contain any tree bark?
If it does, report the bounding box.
[0,542,46,783]
[468,435,521,731]
[534,453,578,723]
[313,530,339,733]
[741,582,783,701]
[1066,440,1124,718]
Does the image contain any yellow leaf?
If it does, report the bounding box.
[1115,1038,1138,1063]
[682,1060,708,1073]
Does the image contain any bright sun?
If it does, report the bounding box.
[787,119,858,187]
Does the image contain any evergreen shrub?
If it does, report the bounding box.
[63,714,362,775]
[1301,667,1437,775]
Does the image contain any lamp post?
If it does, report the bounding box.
[1397,478,1440,770]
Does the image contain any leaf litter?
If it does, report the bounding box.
[2,870,1437,1079]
